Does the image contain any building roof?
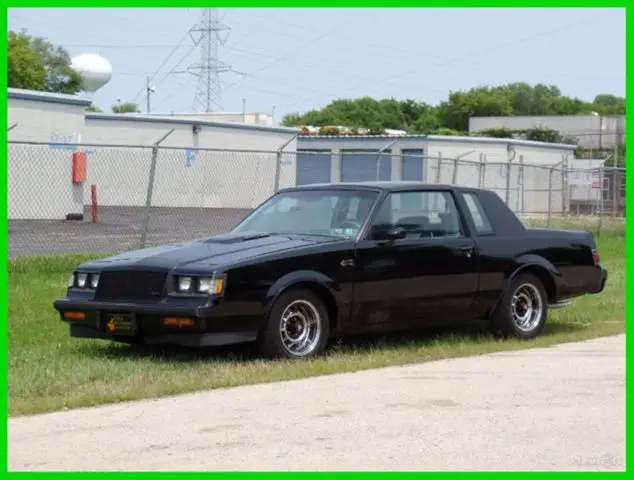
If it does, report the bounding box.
[298,133,577,151]
[86,112,298,135]
[281,181,483,193]
[8,87,92,107]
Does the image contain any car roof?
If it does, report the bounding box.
[279,181,484,193]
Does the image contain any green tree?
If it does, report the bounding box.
[437,87,514,131]
[8,30,82,94]
[86,104,102,112]
[112,102,140,114]
[8,31,47,91]
[592,94,625,115]
[281,82,622,141]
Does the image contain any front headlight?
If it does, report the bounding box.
[198,276,225,295]
[76,273,88,288]
[177,276,193,292]
[69,272,100,290]
[175,274,226,295]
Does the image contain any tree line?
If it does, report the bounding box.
[282,85,625,137]
[8,30,140,113]
[9,29,625,150]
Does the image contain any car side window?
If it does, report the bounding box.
[367,191,464,240]
[462,193,494,235]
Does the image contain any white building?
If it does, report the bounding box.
[8,88,298,220]
[136,111,275,127]
[8,88,92,221]
[296,134,577,214]
[469,114,626,150]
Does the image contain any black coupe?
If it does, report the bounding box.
[54,182,608,359]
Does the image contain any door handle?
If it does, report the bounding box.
[459,245,474,258]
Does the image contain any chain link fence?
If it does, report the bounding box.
[8,140,625,258]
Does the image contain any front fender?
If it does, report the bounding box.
[265,270,337,310]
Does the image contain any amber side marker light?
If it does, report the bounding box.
[63,311,86,320]
[163,317,195,327]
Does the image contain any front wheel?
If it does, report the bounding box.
[256,288,330,359]
[490,273,548,339]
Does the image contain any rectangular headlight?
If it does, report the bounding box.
[177,276,193,292]
[197,276,225,295]
[76,273,88,288]
[90,273,100,289]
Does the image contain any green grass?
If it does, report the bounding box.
[8,218,625,417]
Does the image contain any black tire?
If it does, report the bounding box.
[256,288,330,359]
[490,273,548,339]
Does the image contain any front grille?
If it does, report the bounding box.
[95,271,168,302]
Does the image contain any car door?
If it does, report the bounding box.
[350,189,479,332]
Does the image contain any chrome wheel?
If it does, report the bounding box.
[511,283,543,332]
[279,299,322,357]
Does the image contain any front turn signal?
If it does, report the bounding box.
[63,311,86,320]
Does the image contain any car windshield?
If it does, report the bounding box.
[232,189,380,239]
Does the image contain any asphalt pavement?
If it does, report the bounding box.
[9,206,250,258]
[8,334,625,471]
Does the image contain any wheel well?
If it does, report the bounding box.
[516,265,557,304]
[282,281,339,332]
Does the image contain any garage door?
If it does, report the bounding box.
[296,150,332,185]
[341,149,392,182]
[401,149,425,181]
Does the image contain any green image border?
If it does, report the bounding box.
[3,1,630,475]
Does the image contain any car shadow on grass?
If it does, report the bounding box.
[72,320,588,364]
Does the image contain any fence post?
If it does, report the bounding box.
[375,139,398,181]
[519,155,525,215]
[435,152,442,184]
[505,158,512,207]
[547,166,553,228]
[452,157,458,185]
[597,165,604,237]
[274,134,298,193]
[612,167,618,218]
[478,153,485,188]
[139,128,175,249]
[561,155,568,218]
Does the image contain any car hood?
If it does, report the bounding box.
[79,231,338,271]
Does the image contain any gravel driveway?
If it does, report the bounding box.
[9,334,625,471]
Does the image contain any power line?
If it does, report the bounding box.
[127,30,193,107]
[222,17,355,92]
[342,18,601,95]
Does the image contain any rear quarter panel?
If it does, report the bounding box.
[455,189,598,316]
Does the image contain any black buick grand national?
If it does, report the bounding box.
[54,182,608,359]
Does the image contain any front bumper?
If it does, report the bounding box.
[69,323,257,347]
[53,297,259,348]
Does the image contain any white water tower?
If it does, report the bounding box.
[71,53,113,98]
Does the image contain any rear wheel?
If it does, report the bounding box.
[257,288,330,359]
[490,273,548,339]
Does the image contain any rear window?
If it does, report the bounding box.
[463,193,494,235]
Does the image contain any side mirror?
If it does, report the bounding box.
[386,227,406,241]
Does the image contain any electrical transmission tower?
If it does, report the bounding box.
[188,8,232,112]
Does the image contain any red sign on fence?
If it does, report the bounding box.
[591,172,601,189]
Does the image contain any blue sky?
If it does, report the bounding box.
[8,8,625,125]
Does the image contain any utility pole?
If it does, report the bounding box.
[146,76,155,113]
[189,9,232,112]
